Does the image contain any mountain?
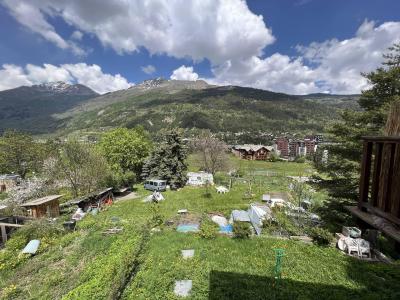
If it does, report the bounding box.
[54,79,359,141]
[299,93,360,110]
[0,82,98,133]
[0,79,360,139]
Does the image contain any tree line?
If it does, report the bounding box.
[0,127,229,199]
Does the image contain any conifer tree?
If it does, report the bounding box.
[315,43,400,229]
[142,129,188,189]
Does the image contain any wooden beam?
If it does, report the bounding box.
[378,143,395,211]
[346,206,400,243]
[390,144,400,218]
[371,142,383,207]
[360,202,400,226]
[358,140,373,210]
[1,225,7,243]
[362,136,400,142]
[0,222,24,228]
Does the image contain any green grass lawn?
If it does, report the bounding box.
[1,160,399,299]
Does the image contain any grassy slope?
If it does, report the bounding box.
[1,160,399,299]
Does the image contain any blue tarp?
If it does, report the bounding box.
[177,224,199,233]
[22,240,40,255]
[219,224,233,233]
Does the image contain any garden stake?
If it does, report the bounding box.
[273,248,285,286]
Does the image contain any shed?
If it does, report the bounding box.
[67,188,113,211]
[21,195,62,218]
[187,172,214,186]
[0,174,21,192]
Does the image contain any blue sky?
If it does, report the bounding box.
[0,0,399,94]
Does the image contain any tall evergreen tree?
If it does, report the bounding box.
[142,129,188,189]
[315,43,400,229]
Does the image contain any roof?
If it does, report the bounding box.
[0,174,21,180]
[68,187,113,205]
[21,195,62,207]
[187,172,213,177]
[233,144,272,152]
[147,179,167,182]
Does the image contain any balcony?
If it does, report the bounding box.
[347,136,400,243]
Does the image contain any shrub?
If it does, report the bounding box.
[268,152,280,162]
[308,227,332,246]
[12,219,64,244]
[150,203,164,227]
[199,218,218,239]
[233,222,251,239]
[294,156,306,163]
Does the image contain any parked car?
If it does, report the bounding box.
[144,179,167,192]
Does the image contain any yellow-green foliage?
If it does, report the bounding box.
[62,228,144,300]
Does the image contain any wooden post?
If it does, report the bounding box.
[1,225,7,243]
[378,143,395,212]
[359,140,373,210]
[371,142,383,207]
[390,144,400,218]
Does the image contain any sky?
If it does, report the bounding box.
[0,0,399,94]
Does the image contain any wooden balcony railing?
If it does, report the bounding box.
[358,136,400,226]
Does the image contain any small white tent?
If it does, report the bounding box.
[248,203,272,235]
[187,172,214,186]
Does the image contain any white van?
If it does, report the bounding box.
[144,179,167,192]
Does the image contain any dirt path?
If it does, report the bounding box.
[115,192,139,202]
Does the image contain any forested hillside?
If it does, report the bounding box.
[0,79,359,137]
[56,80,359,137]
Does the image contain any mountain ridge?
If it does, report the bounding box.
[0,80,360,137]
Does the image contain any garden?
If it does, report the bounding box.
[1,158,399,299]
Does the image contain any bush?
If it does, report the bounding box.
[268,152,280,162]
[12,219,65,243]
[294,156,306,163]
[199,218,218,239]
[150,203,164,227]
[267,210,301,236]
[233,222,251,239]
[308,227,332,246]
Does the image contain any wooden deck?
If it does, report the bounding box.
[351,136,400,245]
[347,206,400,243]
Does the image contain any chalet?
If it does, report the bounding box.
[232,144,273,160]
[0,174,21,192]
[20,195,62,218]
[187,172,214,186]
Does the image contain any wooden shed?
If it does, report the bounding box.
[21,195,62,218]
[67,188,113,211]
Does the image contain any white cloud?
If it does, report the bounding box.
[2,0,85,55]
[211,20,400,94]
[2,0,400,94]
[170,65,199,81]
[295,20,400,93]
[141,65,156,75]
[71,30,83,41]
[0,64,32,91]
[1,0,273,63]
[0,63,132,94]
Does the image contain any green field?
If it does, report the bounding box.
[1,160,399,299]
